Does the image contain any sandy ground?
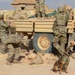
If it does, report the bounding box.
[0,52,75,75]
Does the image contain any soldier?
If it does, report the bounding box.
[0,14,30,65]
[5,34,30,65]
[53,6,72,55]
[0,14,24,64]
[5,34,22,65]
[0,14,9,53]
[36,0,45,18]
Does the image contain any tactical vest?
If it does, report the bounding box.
[55,13,67,26]
[0,20,9,34]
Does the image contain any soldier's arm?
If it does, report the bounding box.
[66,11,70,20]
[66,9,72,20]
[52,20,57,31]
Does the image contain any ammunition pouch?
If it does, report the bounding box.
[57,26,67,33]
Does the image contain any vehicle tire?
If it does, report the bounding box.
[33,33,53,53]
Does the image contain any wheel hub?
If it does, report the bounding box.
[37,35,50,50]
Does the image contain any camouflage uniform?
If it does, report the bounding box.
[53,6,70,55]
[5,34,22,64]
[0,14,21,64]
[6,44,20,64]
[6,34,30,64]
[0,15,9,53]
[36,0,45,18]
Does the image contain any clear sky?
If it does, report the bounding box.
[0,0,75,10]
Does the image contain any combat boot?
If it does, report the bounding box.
[2,50,6,54]
[13,60,21,63]
[6,61,12,65]
[29,62,34,65]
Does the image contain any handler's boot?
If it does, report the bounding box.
[29,62,34,65]
[13,60,21,63]
[6,61,12,65]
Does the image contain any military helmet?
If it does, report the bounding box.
[57,6,64,12]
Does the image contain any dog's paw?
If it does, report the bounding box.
[65,71,68,73]
[59,71,61,74]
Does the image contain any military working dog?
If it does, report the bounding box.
[52,44,73,74]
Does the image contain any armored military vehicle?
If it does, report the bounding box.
[2,0,75,53]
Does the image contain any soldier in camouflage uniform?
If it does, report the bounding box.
[6,34,30,65]
[5,34,22,65]
[0,14,23,64]
[4,35,28,65]
[53,6,71,55]
[36,0,45,18]
[0,14,9,53]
